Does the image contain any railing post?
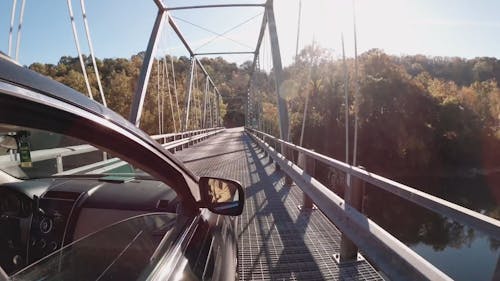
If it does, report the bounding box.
[56,155,63,173]
[183,132,188,149]
[338,168,366,263]
[274,141,279,167]
[284,147,294,186]
[176,133,182,151]
[262,135,268,157]
[298,152,315,210]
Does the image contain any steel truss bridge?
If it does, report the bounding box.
[3,0,500,280]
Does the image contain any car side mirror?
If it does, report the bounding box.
[199,177,244,216]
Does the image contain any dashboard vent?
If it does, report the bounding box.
[156,199,170,210]
[44,191,80,201]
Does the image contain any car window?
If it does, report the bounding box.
[0,124,151,180]
[11,213,189,281]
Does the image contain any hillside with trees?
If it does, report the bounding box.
[28,47,500,203]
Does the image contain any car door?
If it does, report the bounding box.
[0,58,242,281]
[149,209,238,281]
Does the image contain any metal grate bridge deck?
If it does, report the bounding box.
[175,127,384,281]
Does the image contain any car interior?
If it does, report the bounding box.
[0,124,186,278]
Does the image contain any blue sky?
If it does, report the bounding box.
[1,0,500,67]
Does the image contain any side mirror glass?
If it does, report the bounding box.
[0,135,17,150]
[199,177,244,216]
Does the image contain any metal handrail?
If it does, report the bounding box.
[0,144,97,169]
[247,128,500,239]
[151,127,224,141]
[162,128,224,150]
[247,127,500,280]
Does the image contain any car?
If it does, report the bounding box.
[0,55,244,281]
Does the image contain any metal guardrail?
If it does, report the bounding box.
[0,144,97,171]
[161,128,224,151]
[0,128,224,175]
[247,128,500,238]
[151,127,224,143]
[247,128,500,281]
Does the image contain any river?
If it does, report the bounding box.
[363,174,500,281]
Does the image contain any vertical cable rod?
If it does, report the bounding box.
[203,77,209,128]
[66,0,94,99]
[8,0,17,57]
[164,56,176,133]
[209,90,213,128]
[170,56,182,130]
[80,0,107,106]
[193,63,199,129]
[352,0,359,166]
[341,33,349,165]
[14,0,25,62]
[295,0,302,59]
[161,59,165,134]
[157,59,162,134]
[183,57,195,131]
[197,66,202,128]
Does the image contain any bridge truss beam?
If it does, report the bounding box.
[130,0,227,129]
[265,0,289,142]
[166,3,266,11]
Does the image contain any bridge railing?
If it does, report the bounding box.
[59,127,225,175]
[0,128,224,175]
[159,127,225,152]
[150,127,224,145]
[246,127,500,281]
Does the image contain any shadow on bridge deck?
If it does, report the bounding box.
[175,127,384,281]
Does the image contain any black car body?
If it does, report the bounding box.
[0,56,243,280]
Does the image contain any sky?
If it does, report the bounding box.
[1,0,500,68]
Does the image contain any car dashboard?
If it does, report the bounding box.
[0,177,179,275]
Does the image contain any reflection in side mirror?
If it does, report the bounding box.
[199,177,244,216]
[0,136,17,150]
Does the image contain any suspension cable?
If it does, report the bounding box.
[352,0,360,167]
[14,0,25,62]
[160,57,165,134]
[162,68,165,134]
[341,33,349,165]
[80,0,107,106]
[66,0,94,99]
[170,56,182,131]
[193,65,200,129]
[164,56,176,133]
[209,91,213,128]
[212,92,216,128]
[197,70,203,128]
[295,0,302,59]
[203,77,209,128]
[185,58,195,130]
[8,0,17,57]
[157,59,161,134]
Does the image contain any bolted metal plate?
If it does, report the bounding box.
[332,252,365,265]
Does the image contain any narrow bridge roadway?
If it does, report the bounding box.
[175,127,384,281]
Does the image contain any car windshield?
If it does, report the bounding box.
[0,124,151,180]
[11,213,187,281]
